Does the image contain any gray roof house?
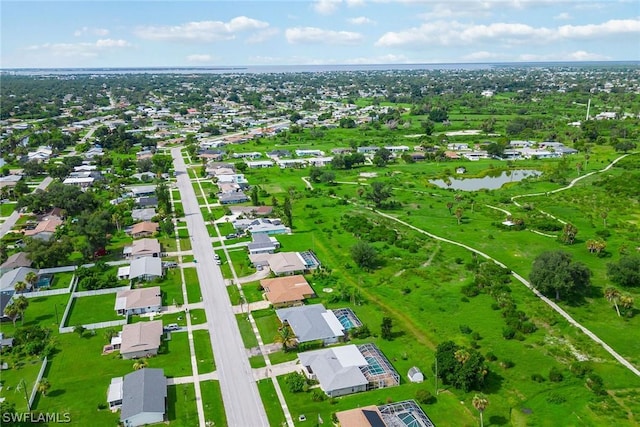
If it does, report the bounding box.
[247,233,280,255]
[131,208,157,222]
[107,368,167,427]
[0,267,38,292]
[298,345,369,398]
[118,257,163,282]
[218,191,250,204]
[0,291,15,322]
[276,304,345,345]
[0,252,32,275]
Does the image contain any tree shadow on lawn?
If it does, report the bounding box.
[166,385,178,421]
[482,370,504,394]
[489,415,509,425]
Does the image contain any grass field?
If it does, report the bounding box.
[0,202,16,216]
[242,280,265,303]
[236,313,259,348]
[65,293,121,327]
[167,383,199,426]
[257,379,287,426]
[193,329,215,374]
[253,308,279,345]
[183,267,202,303]
[189,308,207,325]
[153,268,184,306]
[200,380,227,427]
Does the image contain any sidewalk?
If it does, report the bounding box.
[231,300,270,314]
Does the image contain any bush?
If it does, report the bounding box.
[416,389,435,404]
[459,325,472,334]
[570,362,592,378]
[471,332,482,341]
[586,374,606,395]
[461,284,480,297]
[502,326,516,340]
[549,367,564,382]
[500,359,514,369]
[546,393,566,404]
[485,352,497,362]
[531,373,545,383]
[311,389,326,402]
[285,372,307,393]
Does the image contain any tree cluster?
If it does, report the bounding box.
[433,341,488,392]
[529,251,591,300]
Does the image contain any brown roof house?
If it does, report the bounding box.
[111,320,163,359]
[0,252,32,275]
[123,238,161,259]
[128,222,159,239]
[262,275,315,307]
[115,287,162,316]
[24,218,62,241]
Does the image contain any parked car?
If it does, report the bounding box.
[225,233,236,239]
[164,323,180,331]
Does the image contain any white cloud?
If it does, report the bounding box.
[345,53,410,64]
[313,0,342,15]
[186,54,214,63]
[376,18,640,48]
[518,50,611,61]
[348,16,376,25]
[345,0,365,6]
[134,16,270,42]
[246,28,280,44]
[25,39,130,58]
[553,12,572,20]
[286,27,364,45]
[74,26,110,37]
[461,51,502,61]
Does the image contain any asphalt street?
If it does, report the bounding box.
[171,148,269,426]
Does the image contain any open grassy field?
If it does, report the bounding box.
[193,329,215,374]
[200,380,227,427]
[64,293,121,326]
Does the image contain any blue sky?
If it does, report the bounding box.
[1,0,639,68]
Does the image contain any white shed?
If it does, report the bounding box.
[408,366,424,383]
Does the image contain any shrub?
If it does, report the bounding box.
[485,352,497,362]
[461,284,480,297]
[586,374,606,395]
[546,393,566,404]
[549,367,564,382]
[570,362,592,378]
[311,389,326,402]
[500,359,514,369]
[531,373,545,383]
[459,325,472,334]
[416,389,435,404]
[471,332,482,341]
[285,372,307,393]
[502,326,516,340]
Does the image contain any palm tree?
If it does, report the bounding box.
[604,287,621,317]
[25,272,38,289]
[3,302,20,326]
[133,358,148,370]
[446,202,454,215]
[455,208,463,225]
[37,378,51,397]
[620,295,634,317]
[14,281,27,294]
[13,296,29,325]
[601,211,608,229]
[274,325,297,352]
[472,394,489,427]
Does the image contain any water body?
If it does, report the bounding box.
[4,61,637,76]
[429,170,542,191]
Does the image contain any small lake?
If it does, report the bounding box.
[429,170,542,191]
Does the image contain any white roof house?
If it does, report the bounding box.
[298,345,369,397]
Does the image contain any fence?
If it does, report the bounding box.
[58,317,128,334]
[57,294,76,334]
[28,357,48,410]
[74,285,130,298]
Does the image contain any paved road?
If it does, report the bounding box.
[0,177,53,238]
[172,148,269,427]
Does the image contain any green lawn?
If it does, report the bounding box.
[153,331,195,378]
[167,383,199,426]
[47,271,75,290]
[242,281,265,303]
[227,284,241,305]
[64,294,121,327]
[193,330,215,374]
[179,237,192,251]
[220,249,254,279]
[183,267,202,303]
[257,379,287,427]
[0,202,17,216]
[159,234,177,252]
[253,308,280,345]
[189,308,207,325]
[268,350,298,365]
[151,268,184,306]
[249,355,267,368]
[2,293,70,336]
[0,356,46,411]
[236,313,259,348]
[200,380,227,427]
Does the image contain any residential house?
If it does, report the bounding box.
[118,257,163,282]
[62,176,95,188]
[232,152,262,159]
[0,267,38,292]
[267,149,291,159]
[26,146,52,162]
[112,320,163,359]
[249,252,317,276]
[356,146,380,154]
[262,275,315,307]
[331,148,352,155]
[229,205,273,217]
[0,332,14,350]
[218,192,250,204]
[115,287,162,316]
[295,149,325,157]
[0,174,22,193]
[276,304,344,345]
[107,368,167,427]
[83,146,104,159]
[245,160,274,169]
[123,238,161,259]
[0,291,15,321]
[307,157,334,167]
[135,196,158,208]
[462,151,489,161]
[233,218,288,236]
[247,234,280,255]
[0,252,32,275]
[335,401,435,427]
[384,145,410,154]
[276,159,307,169]
[298,345,370,397]
[24,218,62,241]
[127,185,157,198]
[131,208,157,222]
[127,222,159,239]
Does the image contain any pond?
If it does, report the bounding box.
[429,169,542,191]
